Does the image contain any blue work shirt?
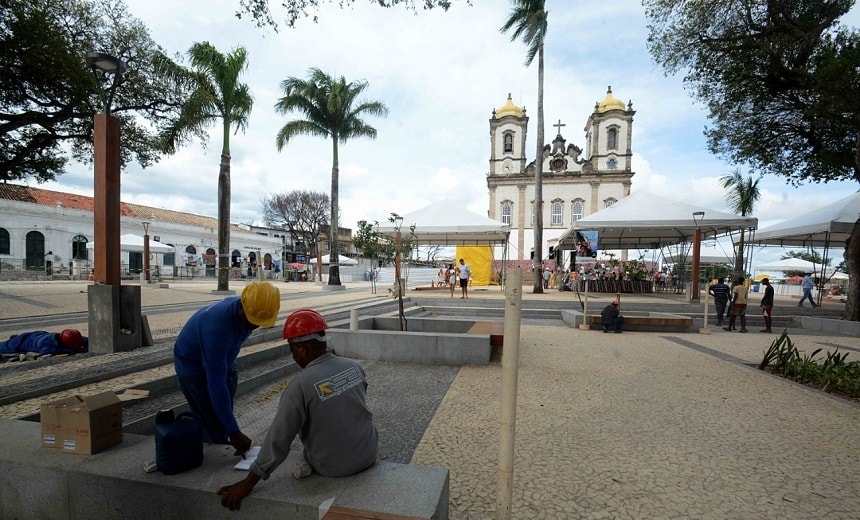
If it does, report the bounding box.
[173,297,255,435]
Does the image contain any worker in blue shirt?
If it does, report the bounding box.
[173,281,280,457]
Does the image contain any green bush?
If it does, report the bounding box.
[758,331,860,399]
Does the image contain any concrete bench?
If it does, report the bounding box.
[0,418,448,520]
[560,309,694,332]
[466,321,504,347]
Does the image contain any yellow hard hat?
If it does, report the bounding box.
[240,282,281,328]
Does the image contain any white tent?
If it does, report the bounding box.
[318,254,357,265]
[86,234,174,253]
[377,199,510,245]
[557,191,758,250]
[756,258,821,273]
[754,191,860,247]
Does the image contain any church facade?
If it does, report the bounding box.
[486,88,635,263]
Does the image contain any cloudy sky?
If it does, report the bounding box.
[42,0,860,267]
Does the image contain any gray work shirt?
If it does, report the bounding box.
[251,352,378,479]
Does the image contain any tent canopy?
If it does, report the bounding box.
[754,191,860,246]
[557,191,758,250]
[86,234,174,253]
[318,254,357,265]
[756,258,821,273]
[377,199,510,245]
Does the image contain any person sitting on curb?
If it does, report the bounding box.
[217,308,378,511]
[600,300,624,333]
[0,329,86,358]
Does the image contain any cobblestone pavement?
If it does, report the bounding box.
[2,280,859,518]
[411,324,860,520]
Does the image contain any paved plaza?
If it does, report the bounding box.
[1,280,858,519]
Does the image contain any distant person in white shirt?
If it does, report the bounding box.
[458,258,471,299]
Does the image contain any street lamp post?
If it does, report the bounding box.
[142,220,150,283]
[691,211,705,303]
[86,51,143,354]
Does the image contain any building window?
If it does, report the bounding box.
[551,202,563,225]
[164,245,175,267]
[501,203,512,225]
[605,198,617,208]
[0,228,10,255]
[530,204,535,227]
[503,132,513,153]
[72,235,88,259]
[607,128,618,150]
[572,201,583,223]
[607,158,618,169]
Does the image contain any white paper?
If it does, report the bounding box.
[233,446,261,471]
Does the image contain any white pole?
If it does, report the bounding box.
[496,268,523,520]
[578,278,590,330]
[700,287,711,334]
[350,309,359,330]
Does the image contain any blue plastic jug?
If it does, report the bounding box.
[155,410,203,475]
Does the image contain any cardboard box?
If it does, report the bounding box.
[40,391,123,454]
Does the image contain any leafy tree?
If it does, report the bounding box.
[720,169,761,280]
[0,0,186,182]
[274,67,388,286]
[235,0,467,29]
[645,0,860,319]
[262,190,329,261]
[154,43,253,292]
[501,0,548,294]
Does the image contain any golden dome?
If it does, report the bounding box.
[495,93,524,118]
[597,86,626,113]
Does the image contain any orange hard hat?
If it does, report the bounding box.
[283,309,329,342]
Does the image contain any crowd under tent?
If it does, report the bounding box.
[557,191,757,277]
[377,200,511,286]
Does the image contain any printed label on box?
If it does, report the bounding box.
[63,439,76,450]
[43,434,56,445]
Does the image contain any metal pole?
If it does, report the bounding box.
[579,278,590,330]
[395,230,404,331]
[496,268,522,520]
[691,227,702,302]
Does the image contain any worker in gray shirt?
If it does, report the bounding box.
[218,309,378,511]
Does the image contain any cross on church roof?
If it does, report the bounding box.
[553,119,565,135]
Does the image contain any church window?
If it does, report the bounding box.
[572,201,583,223]
[501,203,512,225]
[607,158,618,169]
[607,128,618,150]
[72,235,88,259]
[0,228,9,255]
[503,132,514,153]
[604,198,617,208]
[530,204,535,227]
[551,202,563,225]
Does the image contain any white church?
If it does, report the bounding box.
[486,87,635,264]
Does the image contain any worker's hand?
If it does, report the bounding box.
[228,430,252,457]
[217,478,254,511]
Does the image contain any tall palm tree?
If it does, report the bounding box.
[274,68,388,286]
[154,42,253,292]
[501,0,548,294]
[720,169,761,280]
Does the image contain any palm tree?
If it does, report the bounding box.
[274,68,388,286]
[501,0,548,294]
[154,42,253,292]
[720,168,761,280]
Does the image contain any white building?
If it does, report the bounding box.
[486,87,635,264]
[0,183,282,279]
